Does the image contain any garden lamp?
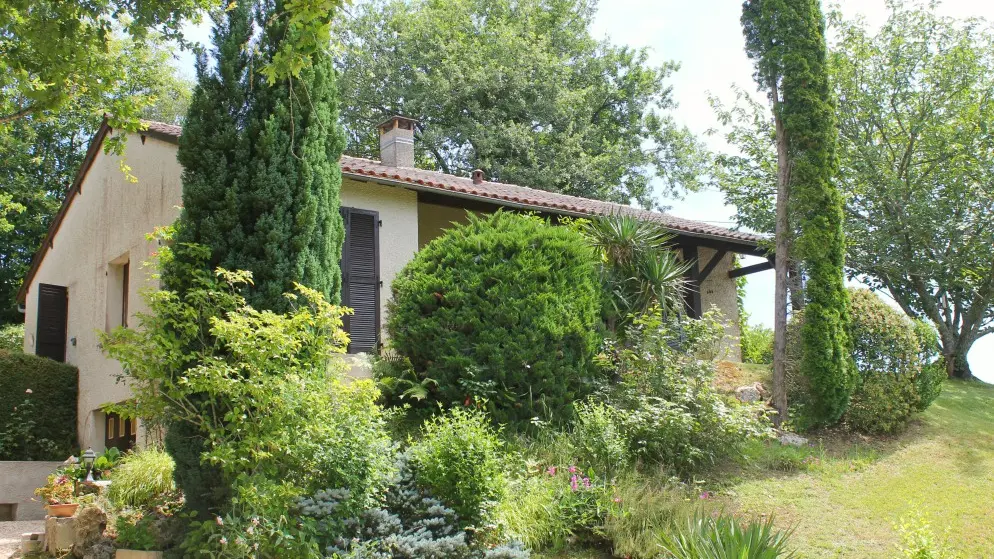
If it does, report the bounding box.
[82,448,97,483]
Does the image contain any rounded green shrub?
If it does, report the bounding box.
[385,211,602,426]
[408,407,506,529]
[787,288,939,434]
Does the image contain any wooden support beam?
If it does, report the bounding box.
[682,245,702,319]
[728,260,774,278]
[698,249,728,282]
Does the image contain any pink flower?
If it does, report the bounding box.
[612,497,622,504]
[582,477,591,488]
[570,475,579,491]
[25,389,32,394]
[546,466,556,476]
[699,491,713,500]
[568,466,577,474]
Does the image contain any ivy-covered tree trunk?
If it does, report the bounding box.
[743,0,853,426]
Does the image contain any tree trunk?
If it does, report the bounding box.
[771,88,791,425]
[943,341,974,380]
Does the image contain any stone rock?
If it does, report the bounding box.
[778,432,809,447]
[82,539,115,559]
[735,385,762,403]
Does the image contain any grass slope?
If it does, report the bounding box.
[727,379,994,558]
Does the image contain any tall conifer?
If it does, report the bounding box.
[231,0,346,311]
[742,0,853,425]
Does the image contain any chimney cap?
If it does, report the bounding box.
[377,115,419,133]
[472,169,485,184]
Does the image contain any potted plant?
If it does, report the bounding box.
[34,473,78,517]
[114,513,163,559]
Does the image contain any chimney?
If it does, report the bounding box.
[378,115,417,167]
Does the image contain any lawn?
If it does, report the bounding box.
[724,378,994,558]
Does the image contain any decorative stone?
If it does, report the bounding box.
[45,516,76,553]
[778,432,809,447]
[21,532,45,554]
[735,385,762,403]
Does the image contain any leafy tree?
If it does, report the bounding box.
[335,0,706,207]
[719,3,994,381]
[831,3,994,380]
[0,36,191,324]
[740,0,853,426]
[0,0,344,132]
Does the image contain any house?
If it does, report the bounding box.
[17,116,770,451]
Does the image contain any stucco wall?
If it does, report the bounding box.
[22,134,183,451]
[417,202,474,247]
[697,248,741,361]
[0,461,66,520]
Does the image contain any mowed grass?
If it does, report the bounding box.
[724,378,994,558]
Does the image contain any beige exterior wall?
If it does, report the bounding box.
[697,248,742,361]
[417,202,474,247]
[22,134,184,451]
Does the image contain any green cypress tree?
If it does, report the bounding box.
[230,0,346,311]
[742,0,853,425]
[166,4,252,292]
[161,4,253,517]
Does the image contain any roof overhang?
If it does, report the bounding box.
[18,119,769,303]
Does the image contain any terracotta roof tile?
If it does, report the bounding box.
[146,120,764,245]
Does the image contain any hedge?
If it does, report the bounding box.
[0,350,78,460]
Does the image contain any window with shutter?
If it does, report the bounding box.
[341,208,380,353]
[36,283,68,362]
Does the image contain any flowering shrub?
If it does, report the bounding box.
[34,472,76,505]
[409,407,507,529]
[571,401,631,477]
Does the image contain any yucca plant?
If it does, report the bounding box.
[657,512,796,559]
[582,214,690,336]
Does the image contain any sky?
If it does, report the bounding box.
[173,0,994,381]
[589,0,994,383]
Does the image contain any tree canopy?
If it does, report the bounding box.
[831,3,994,379]
[335,0,706,208]
[716,2,994,380]
[0,36,191,323]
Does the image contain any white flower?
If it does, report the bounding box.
[216,516,224,526]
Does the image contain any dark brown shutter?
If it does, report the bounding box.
[36,283,68,362]
[341,208,380,353]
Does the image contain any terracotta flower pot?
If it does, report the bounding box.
[45,503,79,518]
[116,550,164,559]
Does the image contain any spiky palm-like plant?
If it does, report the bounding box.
[582,214,689,335]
